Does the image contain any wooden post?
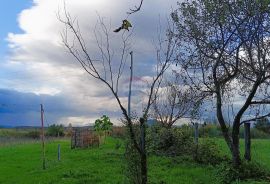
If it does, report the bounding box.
[58,144,61,161]
[244,123,251,161]
[128,51,133,118]
[40,104,46,169]
[194,122,199,144]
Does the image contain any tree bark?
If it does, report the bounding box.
[244,123,251,161]
[216,85,241,167]
[231,120,241,167]
[140,118,147,184]
[141,152,147,184]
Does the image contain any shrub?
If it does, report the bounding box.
[147,125,195,156]
[195,139,228,165]
[215,161,270,184]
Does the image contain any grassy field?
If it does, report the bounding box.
[0,137,269,184]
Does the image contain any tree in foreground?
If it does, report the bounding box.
[59,5,177,183]
[172,0,270,167]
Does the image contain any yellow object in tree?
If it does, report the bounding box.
[114,19,132,32]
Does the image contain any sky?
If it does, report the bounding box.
[0,0,180,127]
[0,0,33,59]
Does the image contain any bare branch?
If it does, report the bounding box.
[241,112,270,125]
[127,0,144,14]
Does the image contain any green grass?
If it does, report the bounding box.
[0,137,269,184]
[214,138,270,170]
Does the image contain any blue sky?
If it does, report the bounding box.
[0,0,32,59]
[0,0,179,127]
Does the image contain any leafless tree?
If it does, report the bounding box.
[58,5,177,183]
[172,0,270,167]
[152,75,202,128]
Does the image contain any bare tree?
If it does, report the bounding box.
[152,75,202,128]
[59,5,176,183]
[172,0,270,167]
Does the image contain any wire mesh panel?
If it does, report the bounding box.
[71,128,99,149]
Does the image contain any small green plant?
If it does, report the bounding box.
[94,115,113,144]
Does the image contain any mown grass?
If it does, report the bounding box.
[0,137,269,184]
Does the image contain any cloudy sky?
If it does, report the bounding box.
[0,0,179,126]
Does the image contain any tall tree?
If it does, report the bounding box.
[59,5,177,183]
[172,0,270,167]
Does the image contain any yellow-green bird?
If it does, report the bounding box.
[114,19,132,32]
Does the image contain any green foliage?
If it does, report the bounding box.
[215,161,270,184]
[195,139,228,165]
[0,137,270,183]
[114,139,122,150]
[46,124,64,137]
[123,140,141,184]
[255,118,270,134]
[190,124,270,139]
[147,125,195,157]
[199,124,222,137]
[94,115,113,135]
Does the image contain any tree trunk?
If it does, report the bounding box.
[141,152,147,184]
[220,126,241,167]
[244,123,251,161]
[140,118,147,184]
[216,88,241,168]
[232,124,241,167]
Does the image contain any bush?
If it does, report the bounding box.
[195,139,228,165]
[147,125,195,157]
[46,124,64,137]
[215,161,270,184]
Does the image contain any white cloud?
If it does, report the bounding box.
[3,0,179,125]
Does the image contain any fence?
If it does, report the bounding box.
[71,127,99,149]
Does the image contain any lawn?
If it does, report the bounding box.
[0,137,269,184]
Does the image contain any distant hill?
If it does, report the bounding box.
[0,125,14,129]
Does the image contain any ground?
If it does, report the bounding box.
[0,137,269,184]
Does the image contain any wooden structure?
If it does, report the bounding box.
[71,128,99,149]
